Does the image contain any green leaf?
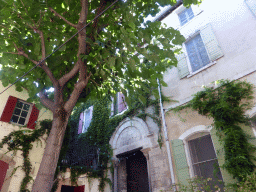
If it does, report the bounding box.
[138,94,146,104]
[108,57,115,68]
[58,44,66,52]
[129,59,136,71]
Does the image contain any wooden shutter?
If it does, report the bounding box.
[118,92,127,113]
[171,139,190,185]
[200,24,223,61]
[246,0,256,16]
[74,185,85,192]
[176,53,190,79]
[27,105,39,129]
[0,160,9,191]
[78,112,84,134]
[210,128,236,184]
[0,96,17,122]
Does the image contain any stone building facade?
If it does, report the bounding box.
[3,0,256,191]
[108,0,256,191]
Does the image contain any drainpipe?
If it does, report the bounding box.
[157,78,176,191]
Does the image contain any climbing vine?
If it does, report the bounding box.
[54,85,166,191]
[0,85,167,192]
[170,79,256,181]
[0,120,52,192]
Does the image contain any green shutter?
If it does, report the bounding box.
[200,24,223,61]
[171,139,190,186]
[246,0,256,16]
[240,124,256,155]
[176,53,190,79]
[210,128,237,185]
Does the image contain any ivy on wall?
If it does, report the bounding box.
[170,79,256,181]
[0,120,52,192]
[54,86,166,191]
[0,84,166,192]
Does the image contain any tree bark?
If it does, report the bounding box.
[31,112,70,192]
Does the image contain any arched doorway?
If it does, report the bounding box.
[110,117,154,192]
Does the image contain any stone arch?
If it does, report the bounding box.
[179,125,211,140]
[110,117,153,156]
[110,117,155,192]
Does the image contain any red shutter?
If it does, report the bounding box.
[0,160,9,191]
[27,105,39,129]
[0,96,18,122]
[74,185,85,192]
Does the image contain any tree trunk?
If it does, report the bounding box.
[32,114,70,192]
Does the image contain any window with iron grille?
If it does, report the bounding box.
[185,34,210,72]
[188,134,224,189]
[178,7,194,26]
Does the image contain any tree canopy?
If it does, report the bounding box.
[0,0,200,106]
[0,0,202,191]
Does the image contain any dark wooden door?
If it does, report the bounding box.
[61,185,74,192]
[126,151,149,192]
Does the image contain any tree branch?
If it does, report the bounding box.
[89,0,107,41]
[20,0,36,26]
[78,0,89,24]
[58,61,80,87]
[36,10,46,29]
[14,48,38,65]
[13,42,58,87]
[48,7,77,28]
[37,30,46,60]
[64,74,91,112]
[39,90,55,112]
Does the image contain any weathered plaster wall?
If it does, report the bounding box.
[162,0,256,107]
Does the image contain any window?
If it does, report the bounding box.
[185,34,210,72]
[10,100,31,126]
[188,134,223,189]
[82,106,93,133]
[111,92,127,116]
[78,106,93,134]
[176,24,224,79]
[0,96,39,129]
[178,7,194,26]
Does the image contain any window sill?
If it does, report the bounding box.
[187,61,217,78]
[110,108,128,118]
